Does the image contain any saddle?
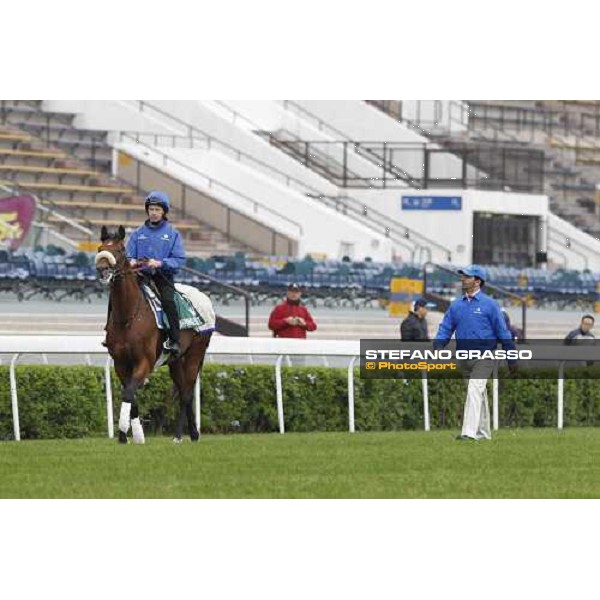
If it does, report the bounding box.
[140,281,216,334]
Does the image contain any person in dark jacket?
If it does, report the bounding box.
[400,298,436,341]
[564,315,596,365]
[564,315,595,345]
[501,309,523,342]
[268,283,317,338]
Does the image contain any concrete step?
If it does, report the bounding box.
[0,311,585,341]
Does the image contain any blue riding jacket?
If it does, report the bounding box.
[126,219,186,275]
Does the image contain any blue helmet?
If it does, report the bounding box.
[144,190,170,214]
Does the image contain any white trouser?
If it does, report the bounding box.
[458,359,495,439]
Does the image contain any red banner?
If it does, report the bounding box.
[0,194,37,250]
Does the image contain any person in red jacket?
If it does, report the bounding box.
[268,283,317,338]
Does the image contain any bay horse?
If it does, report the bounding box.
[95,225,213,444]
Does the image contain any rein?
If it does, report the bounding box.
[106,259,147,329]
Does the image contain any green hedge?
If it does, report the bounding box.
[1,364,600,440]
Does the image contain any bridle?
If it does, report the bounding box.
[95,241,146,328]
[95,242,132,285]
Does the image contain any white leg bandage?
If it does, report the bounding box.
[131,417,145,444]
[119,403,131,434]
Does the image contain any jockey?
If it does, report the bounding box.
[126,191,186,355]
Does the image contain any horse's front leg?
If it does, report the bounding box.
[119,361,152,444]
[118,380,135,444]
[119,378,143,444]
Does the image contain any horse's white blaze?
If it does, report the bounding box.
[95,250,117,267]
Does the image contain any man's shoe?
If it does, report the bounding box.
[455,434,477,442]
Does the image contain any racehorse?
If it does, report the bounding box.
[95,225,213,444]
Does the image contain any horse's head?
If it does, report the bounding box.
[95,225,129,285]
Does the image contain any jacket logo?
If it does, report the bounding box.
[162,234,170,239]
[473,307,482,314]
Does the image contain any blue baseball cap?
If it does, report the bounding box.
[457,264,487,283]
[412,297,436,311]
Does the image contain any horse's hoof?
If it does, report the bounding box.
[172,437,183,444]
[118,431,128,444]
[190,431,200,442]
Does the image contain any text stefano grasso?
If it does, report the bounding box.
[364,349,532,361]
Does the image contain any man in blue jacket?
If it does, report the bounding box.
[126,191,186,355]
[433,265,517,441]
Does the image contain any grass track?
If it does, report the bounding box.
[1,428,598,498]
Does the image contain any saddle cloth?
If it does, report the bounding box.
[141,282,216,334]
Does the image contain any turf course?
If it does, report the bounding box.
[1,428,598,498]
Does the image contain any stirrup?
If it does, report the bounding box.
[163,339,180,354]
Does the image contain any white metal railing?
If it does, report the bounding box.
[0,335,593,441]
[2,336,359,441]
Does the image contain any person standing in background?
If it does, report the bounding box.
[400,297,436,341]
[564,315,595,345]
[268,283,317,338]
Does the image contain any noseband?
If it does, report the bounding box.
[95,249,132,284]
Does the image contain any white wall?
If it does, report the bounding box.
[44,100,178,134]
[204,100,407,184]
[288,100,481,183]
[148,100,337,196]
[50,99,348,198]
[350,188,549,264]
[117,139,394,261]
[169,146,395,260]
[547,213,600,271]
[45,100,397,260]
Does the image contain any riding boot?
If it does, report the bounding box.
[162,299,180,355]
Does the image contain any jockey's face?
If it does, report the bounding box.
[147,205,165,223]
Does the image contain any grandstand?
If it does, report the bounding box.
[3,99,600,340]
[381,99,600,241]
[0,100,262,256]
